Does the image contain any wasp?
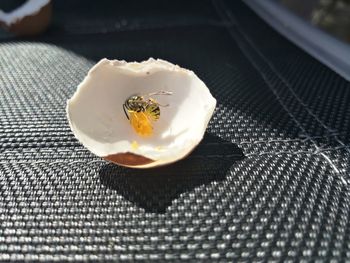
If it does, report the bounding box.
[123,91,172,136]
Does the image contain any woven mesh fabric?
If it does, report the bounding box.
[0,0,349,261]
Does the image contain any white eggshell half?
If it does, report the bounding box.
[67,58,216,168]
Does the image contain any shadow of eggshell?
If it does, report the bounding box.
[99,134,246,213]
[0,0,52,36]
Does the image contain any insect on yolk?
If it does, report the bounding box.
[129,111,153,137]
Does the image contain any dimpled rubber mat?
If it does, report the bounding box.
[0,0,349,262]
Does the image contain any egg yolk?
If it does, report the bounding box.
[131,140,139,150]
[129,111,153,137]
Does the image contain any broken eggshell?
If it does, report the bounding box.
[0,0,52,36]
[67,58,217,168]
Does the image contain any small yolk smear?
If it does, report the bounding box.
[131,140,139,150]
[129,111,153,137]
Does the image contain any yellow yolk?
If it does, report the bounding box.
[129,111,153,137]
[131,141,139,150]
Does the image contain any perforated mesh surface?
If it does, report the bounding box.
[0,0,349,261]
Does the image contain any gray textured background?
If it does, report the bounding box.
[0,0,349,261]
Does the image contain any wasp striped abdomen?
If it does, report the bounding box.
[123,92,171,137]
